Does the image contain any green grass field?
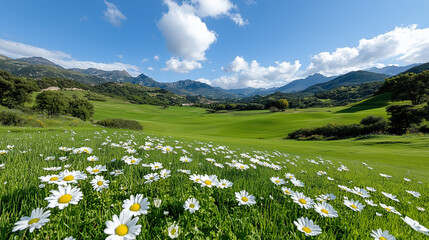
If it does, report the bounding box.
[1,92,428,239]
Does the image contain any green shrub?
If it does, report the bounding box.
[360,115,385,126]
[69,98,94,121]
[288,116,388,140]
[97,119,143,131]
[0,111,23,126]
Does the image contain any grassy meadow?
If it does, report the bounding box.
[0,91,428,239]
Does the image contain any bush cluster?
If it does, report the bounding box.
[97,119,143,131]
[35,92,94,120]
[0,111,24,126]
[288,115,388,140]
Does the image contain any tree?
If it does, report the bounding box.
[276,99,289,111]
[0,71,38,108]
[383,71,429,105]
[36,91,69,117]
[69,98,94,121]
[386,105,427,134]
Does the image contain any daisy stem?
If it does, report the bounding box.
[21,229,27,240]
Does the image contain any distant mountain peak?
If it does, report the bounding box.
[16,56,64,69]
[366,64,419,76]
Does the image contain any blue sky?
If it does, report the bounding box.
[1,0,429,89]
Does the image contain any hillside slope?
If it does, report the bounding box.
[301,71,389,94]
[0,55,108,84]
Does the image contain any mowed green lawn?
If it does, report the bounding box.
[90,94,429,180]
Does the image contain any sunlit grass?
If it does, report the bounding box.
[0,129,427,239]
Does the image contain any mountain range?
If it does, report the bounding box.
[0,54,426,99]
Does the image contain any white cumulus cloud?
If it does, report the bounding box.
[0,38,140,76]
[158,0,246,73]
[305,25,429,76]
[206,25,429,89]
[162,57,202,73]
[158,0,216,62]
[103,0,126,27]
[209,56,301,89]
[196,78,212,85]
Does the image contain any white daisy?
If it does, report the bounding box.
[281,187,294,196]
[58,170,87,185]
[122,194,150,216]
[183,198,200,213]
[90,175,110,192]
[179,156,192,163]
[123,156,141,165]
[160,169,171,179]
[294,217,322,236]
[200,174,219,188]
[365,199,377,207]
[104,210,141,239]
[149,162,163,170]
[290,178,304,187]
[218,179,233,189]
[12,208,51,233]
[314,202,338,218]
[86,165,107,175]
[270,176,285,186]
[144,173,160,184]
[406,190,421,198]
[344,199,365,212]
[39,174,61,184]
[110,169,124,176]
[379,203,402,216]
[351,187,371,198]
[235,190,256,206]
[167,222,179,239]
[401,216,429,236]
[45,185,83,210]
[291,192,314,209]
[87,155,98,162]
[381,191,400,202]
[370,229,396,240]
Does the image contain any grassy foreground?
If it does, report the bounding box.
[0,129,428,239]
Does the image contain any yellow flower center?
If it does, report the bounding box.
[50,176,59,181]
[242,197,248,202]
[240,166,245,169]
[155,166,159,168]
[63,175,74,181]
[379,237,387,240]
[92,169,99,173]
[84,149,90,153]
[285,190,290,194]
[299,199,307,204]
[196,179,200,182]
[150,177,154,180]
[302,227,312,233]
[204,180,212,185]
[115,224,128,236]
[275,180,280,183]
[130,203,141,211]
[190,204,195,208]
[28,218,39,224]
[58,194,72,203]
[131,160,136,163]
[351,204,358,209]
[386,208,391,212]
[321,209,329,214]
[170,228,176,235]
[97,181,103,186]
